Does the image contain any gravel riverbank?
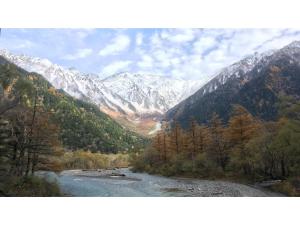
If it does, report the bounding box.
[38,168,283,197]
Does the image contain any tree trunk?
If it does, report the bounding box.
[280,159,286,178]
[31,152,38,175]
[25,151,32,176]
[16,147,25,176]
[163,134,167,162]
[9,143,18,175]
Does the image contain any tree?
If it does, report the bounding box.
[188,119,199,162]
[227,105,261,175]
[0,118,15,174]
[228,105,259,145]
[197,125,209,154]
[28,109,62,174]
[0,79,18,115]
[0,69,34,116]
[160,121,169,162]
[242,123,275,178]
[187,119,209,154]
[152,131,162,160]
[169,122,183,155]
[269,96,300,178]
[186,119,208,171]
[207,113,228,171]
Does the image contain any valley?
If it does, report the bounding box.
[0,49,204,135]
[2,39,300,197]
[38,168,282,197]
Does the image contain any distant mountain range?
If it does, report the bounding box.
[0,56,145,153]
[2,41,300,134]
[165,41,300,127]
[0,49,203,135]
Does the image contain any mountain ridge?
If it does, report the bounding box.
[165,41,300,127]
[0,55,146,152]
[0,49,204,135]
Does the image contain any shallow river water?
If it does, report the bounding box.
[39,168,282,197]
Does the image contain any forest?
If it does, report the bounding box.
[0,61,139,196]
[0,62,66,196]
[131,98,300,196]
[1,56,300,196]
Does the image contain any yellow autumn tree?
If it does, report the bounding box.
[227,105,261,175]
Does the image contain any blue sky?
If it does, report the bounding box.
[1,28,300,80]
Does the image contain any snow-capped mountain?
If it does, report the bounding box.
[0,49,203,134]
[188,50,275,101]
[165,41,300,127]
[101,72,202,115]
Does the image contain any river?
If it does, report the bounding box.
[38,168,282,197]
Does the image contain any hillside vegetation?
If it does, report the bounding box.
[0,56,145,196]
[166,43,300,128]
[132,99,300,196]
[0,56,146,153]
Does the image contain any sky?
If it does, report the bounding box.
[1,28,300,81]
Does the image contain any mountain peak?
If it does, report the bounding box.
[285,40,300,49]
[0,49,203,127]
[166,40,300,127]
[102,71,164,82]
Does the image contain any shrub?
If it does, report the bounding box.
[61,150,129,170]
[0,176,62,197]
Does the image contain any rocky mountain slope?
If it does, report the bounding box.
[0,56,146,152]
[165,41,300,127]
[0,49,203,135]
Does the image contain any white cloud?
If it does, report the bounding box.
[138,29,300,80]
[193,36,216,54]
[101,60,132,75]
[0,39,36,50]
[62,48,93,60]
[136,33,143,46]
[137,54,153,68]
[161,29,197,43]
[3,29,300,81]
[14,40,35,49]
[172,29,300,80]
[150,33,163,48]
[76,29,95,39]
[170,57,181,66]
[99,34,131,56]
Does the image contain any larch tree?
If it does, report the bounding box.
[198,124,209,154]
[160,121,170,162]
[28,108,62,174]
[208,113,228,171]
[189,119,198,157]
[169,122,182,155]
[227,105,261,175]
[152,131,163,161]
[186,119,200,170]
[228,105,260,146]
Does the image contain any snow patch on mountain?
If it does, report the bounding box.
[148,122,162,135]
[187,50,276,101]
[0,49,204,119]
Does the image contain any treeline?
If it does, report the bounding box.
[131,98,300,185]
